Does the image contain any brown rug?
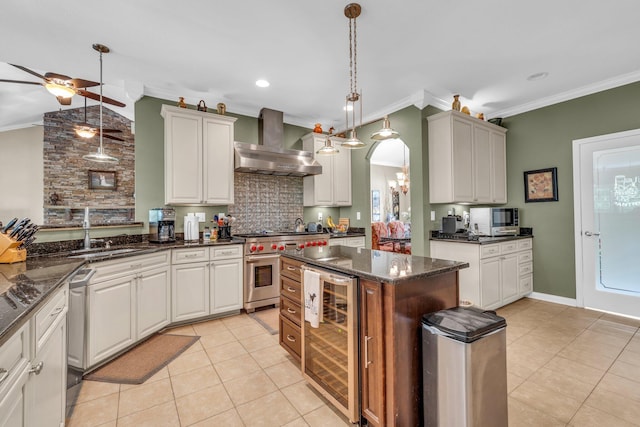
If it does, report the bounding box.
[84,334,200,384]
[249,307,279,335]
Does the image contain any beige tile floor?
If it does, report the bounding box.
[66,299,640,426]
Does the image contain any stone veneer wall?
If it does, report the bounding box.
[42,106,134,225]
[228,172,303,233]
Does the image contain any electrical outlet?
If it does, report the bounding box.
[318,212,323,221]
[431,210,436,221]
[357,212,361,220]
[195,212,206,222]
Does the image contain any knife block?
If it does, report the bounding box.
[0,233,27,264]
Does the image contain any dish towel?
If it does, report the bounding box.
[303,269,322,328]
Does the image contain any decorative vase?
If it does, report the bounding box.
[216,103,226,115]
[177,97,186,108]
[452,95,461,111]
[313,123,323,133]
[461,106,470,115]
[197,100,207,112]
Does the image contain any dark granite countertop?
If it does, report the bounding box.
[328,232,366,238]
[282,246,468,285]
[430,235,533,245]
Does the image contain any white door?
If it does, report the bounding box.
[574,129,640,318]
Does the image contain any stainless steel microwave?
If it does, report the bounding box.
[469,208,519,236]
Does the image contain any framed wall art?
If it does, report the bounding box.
[88,170,117,190]
[372,190,381,221]
[524,167,558,202]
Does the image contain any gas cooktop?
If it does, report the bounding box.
[235,230,326,238]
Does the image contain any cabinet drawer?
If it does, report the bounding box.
[211,244,242,260]
[519,262,533,276]
[520,275,533,294]
[281,258,302,282]
[518,250,533,264]
[481,244,500,258]
[281,276,302,304]
[279,315,301,360]
[347,236,365,247]
[500,241,518,254]
[172,247,209,264]
[94,251,170,281]
[518,239,533,251]
[280,296,302,326]
[34,284,68,354]
[0,322,30,396]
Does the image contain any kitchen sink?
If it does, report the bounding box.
[69,248,143,259]
[315,257,341,262]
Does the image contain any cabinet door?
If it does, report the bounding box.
[203,116,234,204]
[137,266,171,339]
[164,110,203,204]
[88,275,136,367]
[500,253,519,305]
[490,131,507,203]
[473,125,492,203]
[333,146,352,206]
[480,257,501,309]
[360,280,385,427]
[210,258,243,314]
[27,316,66,427]
[0,367,28,427]
[451,118,474,202]
[304,138,333,206]
[172,263,210,322]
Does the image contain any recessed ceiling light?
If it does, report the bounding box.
[256,79,270,88]
[527,72,549,81]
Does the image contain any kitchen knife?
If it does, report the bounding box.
[8,225,23,239]
[18,236,36,249]
[16,225,33,241]
[19,225,38,242]
[1,217,18,233]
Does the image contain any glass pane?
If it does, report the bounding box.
[593,146,640,294]
[254,265,273,288]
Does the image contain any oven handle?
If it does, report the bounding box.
[301,265,355,285]
[245,254,281,262]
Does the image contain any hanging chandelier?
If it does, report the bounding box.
[341,3,365,149]
[397,144,409,195]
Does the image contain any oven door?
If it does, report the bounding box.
[244,254,281,307]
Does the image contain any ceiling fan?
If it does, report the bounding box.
[0,63,126,107]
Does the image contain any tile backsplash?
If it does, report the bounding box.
[229,173,303,233]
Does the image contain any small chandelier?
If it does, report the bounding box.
[396,145,409,195]
[341,3,365,149]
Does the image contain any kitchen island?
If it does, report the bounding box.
[280,246,468,427]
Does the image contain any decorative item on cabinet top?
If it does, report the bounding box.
[452,94,461,111]
[177,97,186,108]
[197,100,207,112]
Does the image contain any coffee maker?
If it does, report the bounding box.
[149,208,176,243]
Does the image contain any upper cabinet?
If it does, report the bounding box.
[428,110,507,204]
[302,133,352,206]
[161,105,237,205]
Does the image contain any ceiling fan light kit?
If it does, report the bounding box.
[44,81,75,98]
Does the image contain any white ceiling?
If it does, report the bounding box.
[2,1,640,133]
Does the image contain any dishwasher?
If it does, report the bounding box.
[67,267,96,373]
[300,264,359,423]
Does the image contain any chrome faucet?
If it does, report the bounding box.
[83,207,91,249]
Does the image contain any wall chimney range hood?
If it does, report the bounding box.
[234,108,322,176]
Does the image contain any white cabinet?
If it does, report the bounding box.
[86,252,171,369]
[0,323,30,427]
[303,133,352,206]
[329,235,365,248]
[172,244,243,321]
[428,110,507,204]
[430,238,533,309]
[161,104,237,205]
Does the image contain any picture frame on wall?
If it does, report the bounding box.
[88,170,117,190]
[372,190,381,221]
[524,167,558,202]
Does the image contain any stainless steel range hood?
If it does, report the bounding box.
[234,108,322,176]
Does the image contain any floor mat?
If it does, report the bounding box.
[249,307,279,335]
[83,333,200,384]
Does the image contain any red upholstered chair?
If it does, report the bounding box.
[388,221,412,254]
[371,222,394,252]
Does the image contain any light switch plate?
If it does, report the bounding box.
[430,210,436,221]
[195,212,206,222]
[318,212,323,221]
[357,212,361,220]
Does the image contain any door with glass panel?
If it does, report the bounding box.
[574,129,640,318]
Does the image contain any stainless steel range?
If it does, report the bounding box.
[236,231,329,312]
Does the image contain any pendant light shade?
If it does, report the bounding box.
[371,115,400,140]
[342,128,366,149]
[83,43,119,164]
[316,137,340,155]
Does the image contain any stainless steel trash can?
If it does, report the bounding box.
[422,307,508,427]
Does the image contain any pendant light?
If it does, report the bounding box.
[316,137,340,155]
[341,3,365,149]
[83,43,118,164]
[371,115,400,140]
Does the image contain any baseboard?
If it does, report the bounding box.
[529,292,577,307]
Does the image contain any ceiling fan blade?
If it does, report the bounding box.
[101,128,122,133]
[102,133,124,142]
[56,96,72,106]
[44,71,73,81]
[0,79,43,86]
[10,64,46,80]
[69,78,99,89]
[77,89,126,108]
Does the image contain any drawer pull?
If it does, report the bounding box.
[219,250,234,255]
[287,266,297,271]
[286,287,296,293]
[130,263,143,269]
[286,335,296,342]
[364,335,373,368]
[185,254,199,258]
[287,308,297,314]
[29,362,44,376]
[49,307,64,317]
[0,368,8,384]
